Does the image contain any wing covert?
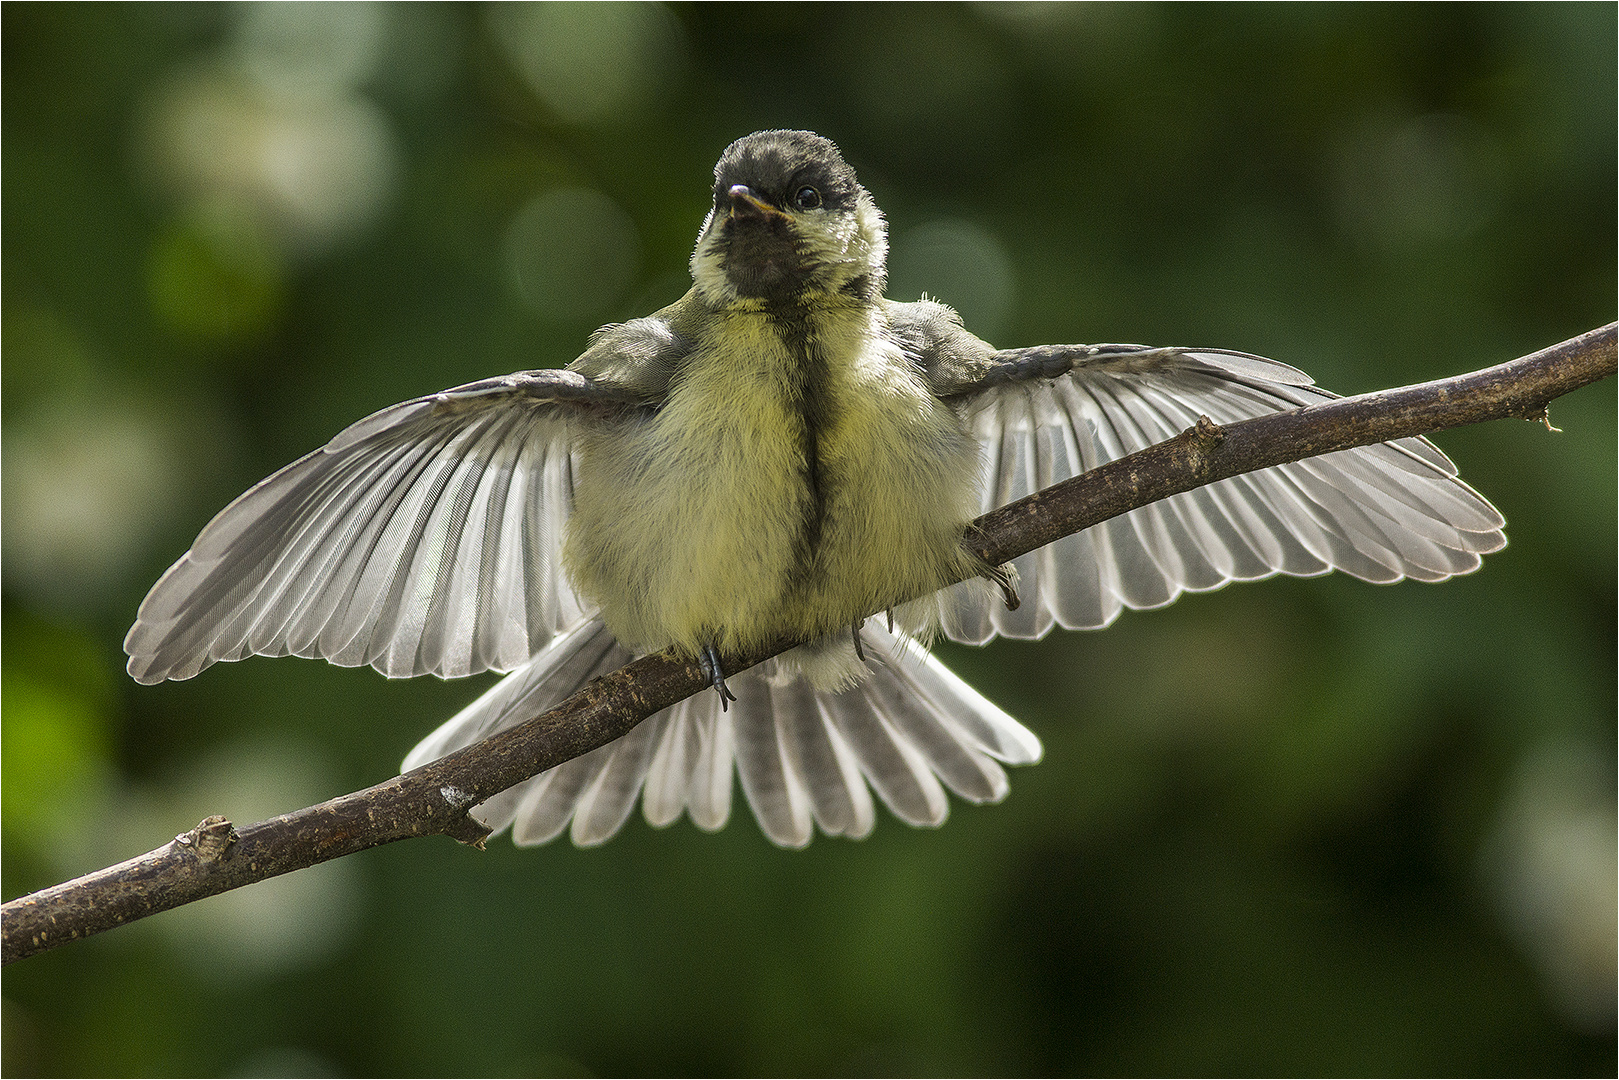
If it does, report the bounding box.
[125,369,643,684]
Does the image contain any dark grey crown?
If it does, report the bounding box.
[712,130,862,214]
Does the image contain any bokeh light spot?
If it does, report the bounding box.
[230,1,387,97]
[1334,112,1506,253]
[3,397,188,611]
[889,218,1017,343]
[503,187,641,322]
[108,738,366,982]
[140,70,398,256]
[1485,740,1618,1033]
[489,2,686,126]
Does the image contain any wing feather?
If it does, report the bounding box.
[945,347,1506,643]
[125,370,638,683]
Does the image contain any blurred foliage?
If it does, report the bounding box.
[3,4,1614,1076]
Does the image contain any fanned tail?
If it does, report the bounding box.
[400,620,1041,848]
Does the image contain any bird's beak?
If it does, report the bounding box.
[727,184,787,223]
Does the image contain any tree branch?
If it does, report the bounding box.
[5,322,1613,965]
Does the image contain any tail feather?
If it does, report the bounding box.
[733,674,816,847]
[864,669,1008,804]
[819,681,951,829]
[686,696,734,831]
[399,618,1042,847]
[774,679,876,839]
[399,619,630,771]
[511,750,595,845]
[642,701,697,828]
[568,715,663,846]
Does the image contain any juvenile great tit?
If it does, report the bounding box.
[125,130,1505,848]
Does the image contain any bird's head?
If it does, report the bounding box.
[690,130,887,307]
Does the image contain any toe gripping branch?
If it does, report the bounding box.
[700,643,738,711]
[986,565,1021,610]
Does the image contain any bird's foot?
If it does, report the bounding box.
[851,621,867,662]
[986,565,1021,611]
[700,643,738,711]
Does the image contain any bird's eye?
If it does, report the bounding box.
[793,186,822,210]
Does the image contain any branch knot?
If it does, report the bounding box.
[173,816,238,863]
[1186,415,1225,479]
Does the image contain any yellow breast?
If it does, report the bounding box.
[563,299,981,658]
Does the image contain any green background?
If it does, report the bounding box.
[4,4,1614,1075]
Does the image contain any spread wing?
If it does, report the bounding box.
[125,369,646,684]
[895,303,1507,645]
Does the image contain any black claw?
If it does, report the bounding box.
[987,566,1021,611]
[700,644,737,711]
[851,622,866,662]
[885,608,894,633]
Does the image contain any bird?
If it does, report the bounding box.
[124,129,1507,849]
